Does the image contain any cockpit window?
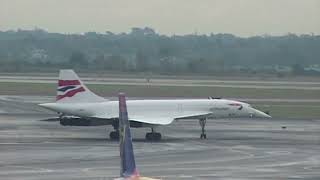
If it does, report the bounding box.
[228,103,243,110]
[228,103,242,106]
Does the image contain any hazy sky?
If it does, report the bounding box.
[1,0,319,36]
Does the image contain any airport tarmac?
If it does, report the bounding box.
[1,75,320,90]
[1,97,320,179]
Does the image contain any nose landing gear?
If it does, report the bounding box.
[199,118,207,139]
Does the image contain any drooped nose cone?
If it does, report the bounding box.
[252,108,272,118]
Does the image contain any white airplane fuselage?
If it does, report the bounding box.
[41,98,270,126]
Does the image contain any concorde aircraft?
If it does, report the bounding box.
[39,70,271,141]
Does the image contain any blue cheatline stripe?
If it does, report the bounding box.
[57,86,76,92]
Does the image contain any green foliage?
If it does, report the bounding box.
[69,51,88,68]
[0,28,320,75]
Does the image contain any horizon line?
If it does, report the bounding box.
[1,27,319,38]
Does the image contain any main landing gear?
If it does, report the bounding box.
[109,120,119,140]
[109,131,119,140]
[108,120,162,141]
[145,128,162,141]
[199,118,207,139]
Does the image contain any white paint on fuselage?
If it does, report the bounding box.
[40,99,270,126]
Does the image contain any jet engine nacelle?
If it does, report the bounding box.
[60,117,111,126]
[60,117,90,126]
[129,121,143,128]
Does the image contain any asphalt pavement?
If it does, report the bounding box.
[0,97,320,179]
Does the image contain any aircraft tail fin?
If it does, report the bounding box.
[118,93,140,179]
[56,69,105,103]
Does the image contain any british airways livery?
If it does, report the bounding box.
[57,79,85,100]
[39,69,271,141]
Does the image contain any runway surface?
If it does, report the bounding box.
[0,97,320,179]
[1,75,320,90]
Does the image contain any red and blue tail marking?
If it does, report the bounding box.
[118,93,140,179]
[56,80,85,101]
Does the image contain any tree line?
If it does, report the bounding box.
[0,27,319,76]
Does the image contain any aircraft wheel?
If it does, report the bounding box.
[146,133,152,141]
[200,134,207,139]
[110,131,119,140]
[155,133,162,141]
[146,132,161,141]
